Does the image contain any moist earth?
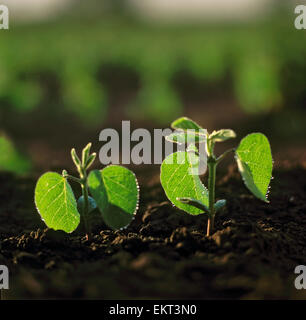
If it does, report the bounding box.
[0,163,306,299]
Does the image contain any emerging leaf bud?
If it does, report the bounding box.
[209,129,236,142]
[62,170,68,178]
[82,143,92,166]
[85,153,97,170]
[71,148,82,169]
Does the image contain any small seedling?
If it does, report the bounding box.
[160,117,273,236]
[35,143,139,238]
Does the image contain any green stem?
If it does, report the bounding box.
[207,157,217,237]
[81,172,91,240]
[70,144,96,239]
[205,141,234,236]
[64,174,82,184]
[216,148,236,164]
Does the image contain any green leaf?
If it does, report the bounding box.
[214,199,226,212]
[176,197,209,213]
[235,133,273,202]
[77,196,97,214]
[166,131,206,145]
[88,166,139,230]
[35,172,80,233]
[171,117,203,131]
[160,151,209,215]
[209,129,236,142]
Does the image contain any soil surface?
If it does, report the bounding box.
[0,162,306,299]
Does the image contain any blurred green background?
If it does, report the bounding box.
[0,0,305,174]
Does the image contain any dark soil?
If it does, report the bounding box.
[0,162,306,299]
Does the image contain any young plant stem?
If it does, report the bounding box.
[207,157,217,236]
[64,168,91,239]
[205,139,235,236]
[80,170,91,240]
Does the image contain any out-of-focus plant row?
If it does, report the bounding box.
[0,17,304,126]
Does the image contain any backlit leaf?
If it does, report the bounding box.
[166,131,206,145]
[35,172,80,233]
[235,133,273,202]
[160,151,209,215]
[88,166,139,230]
[171,117,203,131]
[209,129,236,142]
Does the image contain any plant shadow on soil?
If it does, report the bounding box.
[0,163,306,299]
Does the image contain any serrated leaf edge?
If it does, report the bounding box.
[160,151,209,215]
[235,132,273,203]
[34,172,79,234]
[90,165,140,231]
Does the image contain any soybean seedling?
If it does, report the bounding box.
[35,143,139,238]
[160,117,273,236]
